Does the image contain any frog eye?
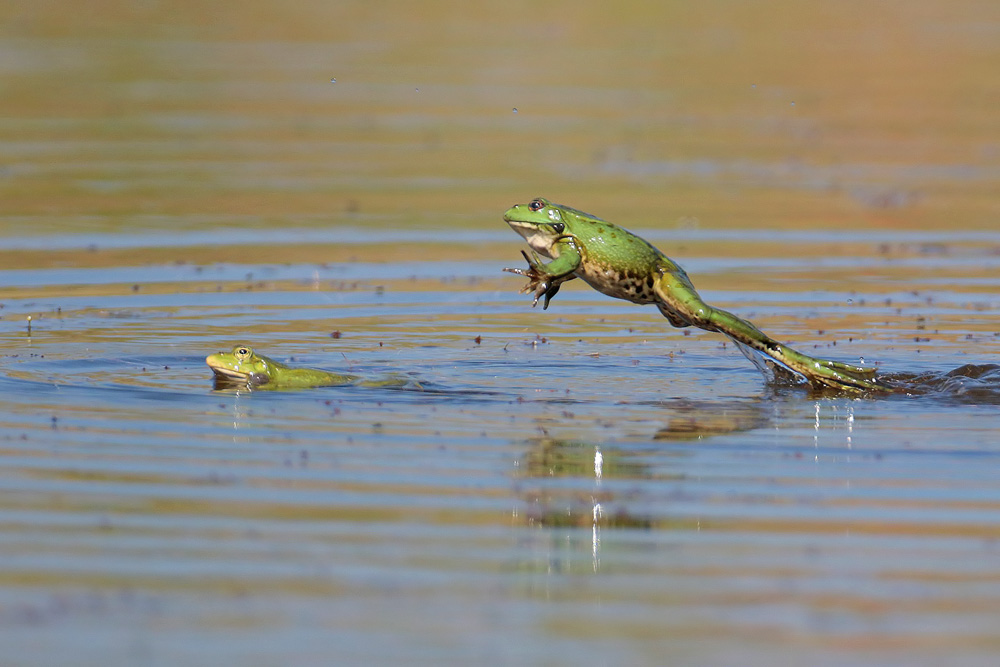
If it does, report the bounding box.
[528,199,545,211]
[551,222,565,234]
[236,347,251,358]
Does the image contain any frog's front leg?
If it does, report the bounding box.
[503,242,581,309]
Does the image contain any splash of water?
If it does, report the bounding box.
[883,364,1000,402]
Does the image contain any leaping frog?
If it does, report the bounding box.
[503,197,885,392]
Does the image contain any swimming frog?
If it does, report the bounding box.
[206,345,359,390]
[503,197,885,392]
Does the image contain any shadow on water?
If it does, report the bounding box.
[649,399,772,440]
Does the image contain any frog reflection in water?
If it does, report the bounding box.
[206,345,414,391]
[504,197,887,392]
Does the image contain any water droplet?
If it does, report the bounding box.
[847,298,853,304]
[859,357,865,364]
[751,83,757,89]
[415,87,419,92]
[512,107,518,113]
[790,101,796,106]
[330,78,337,83]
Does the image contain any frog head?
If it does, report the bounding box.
[206,344,274,386]
[503,197,600,257]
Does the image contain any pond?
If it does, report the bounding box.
[2,1,1000,665]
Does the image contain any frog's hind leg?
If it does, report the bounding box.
[710,315,885,392]
[651,278,884,392]
[749,341,884,392]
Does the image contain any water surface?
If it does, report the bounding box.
[2,1,1000,665]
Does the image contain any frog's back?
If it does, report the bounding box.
[573,219,680,304]
[578,220,664,270]
[276,368,357,388]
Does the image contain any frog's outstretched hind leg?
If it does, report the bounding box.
[652,275,887,393]
[726,328,883,391]
[715,313,885,392]
[732,332,884,392]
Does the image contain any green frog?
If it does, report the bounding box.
[206,345,359,390]
[503,197,885,392]
[206,344,421,392]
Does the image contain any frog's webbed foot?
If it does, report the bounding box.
[503,250,563,309]
[806,358,886,392]
[774,346,886,393]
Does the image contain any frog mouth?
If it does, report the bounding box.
[210,367,272,388]
[504,217,536,231]
[209,366,249,380]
